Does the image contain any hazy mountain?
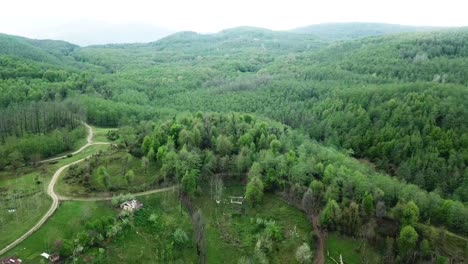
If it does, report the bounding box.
[291,22,444,40]
[39,20,174,46]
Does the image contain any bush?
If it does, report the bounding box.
[173,228,189,246]
[111,193,136,206]
[295,243,313,264]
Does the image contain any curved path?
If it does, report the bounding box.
[59,185,178,201]
[40,122,95,163]
[0,123,174,256]
[311,215,325,264]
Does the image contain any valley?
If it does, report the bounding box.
[0,23,467,263]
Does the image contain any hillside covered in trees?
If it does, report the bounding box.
[0,24,467,263]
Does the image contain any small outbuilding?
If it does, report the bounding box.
[0,257,22,264]
[120,199,143,212]
[49,254,60,263]
[40,252,60,263]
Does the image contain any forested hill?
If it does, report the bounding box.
[0,25,467,203]
[0,33,78,65]
[292,22,444,40]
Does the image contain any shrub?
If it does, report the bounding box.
[173,228,189,246]
[295,243,313,264]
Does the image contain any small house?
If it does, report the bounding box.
[49,254,60,263]
[0,257,22,264]
[120,199,143,212]
[40,253,60,263]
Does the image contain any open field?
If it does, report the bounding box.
[3,201,115,262]
[194,183,313,264]
[91,126,117,143]
[55,149,161,198]
[0,127,112,253]
[325,233,381,264]
[103,190,198,263]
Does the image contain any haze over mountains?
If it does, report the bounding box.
[1,20,468,263]
[3,22,454,46]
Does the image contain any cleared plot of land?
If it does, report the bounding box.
[325,233,381,264]
[3,201,114,262]
[55,149,161,198]
[91,126,116,143]
[103,191,198,263]
[194,183,313,264]
[0,127,111,254]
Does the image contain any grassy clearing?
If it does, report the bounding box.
[325,233,381,264]
[194,183,313,264]
[91,126,116,143]
[0,167,51,250]
[0,192,51,250]
[3,201,115,261]
[0,144,111,251]
[55,149,160,197]
[103,191,198,263]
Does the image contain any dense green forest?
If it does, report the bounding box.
[53,27,468,201]
[0,24,467,263]
[1,27,466,197]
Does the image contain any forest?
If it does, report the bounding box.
[0,24,467,263]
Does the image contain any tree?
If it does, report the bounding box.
[245,177,264,206]
[295,243,313,264]
[248,162,262,179]
[362,192,375,218]
[302,189,314,215]
[96,166,109,190]
[8,150,23,171]
[142,135,152,155]
[216,135,233,156]
[320,199,342,231]
[341,201,361,236]
[420,239,431,259]
[310,180,325,211]
[125,170,135,184]
[376,201,387,218]
[182,169,198,197]
[270,139,281,154]
[122,153,133,176]
[147,147,155,161]
[402,201,419,227]
[398,226,418,261]
[393,201,419,227]
[173,228,189,247]
[141,156,149,174]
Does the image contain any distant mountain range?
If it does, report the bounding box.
[37,20,175,46]
[291,22,444,40]
[1,22,453,46]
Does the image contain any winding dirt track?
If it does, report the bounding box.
[0,124,174,256]
[58,186,177,201]
[311,215,325,264]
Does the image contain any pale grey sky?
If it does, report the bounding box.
[1,0,467,39]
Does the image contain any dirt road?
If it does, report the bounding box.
[0,124,174,256]
[58,185,178,201]
[311,215,325,264]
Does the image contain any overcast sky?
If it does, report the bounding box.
[1,0,467,39]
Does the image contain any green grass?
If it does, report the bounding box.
[325,233,381,264]
[3,201,115,261]
[0,144,111,251]
[92,126,116,143]
[103,191,198,263]
[0,167,52,250]
[194,183,313,264]
[55,149,160,197]
[0,192,51,250]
